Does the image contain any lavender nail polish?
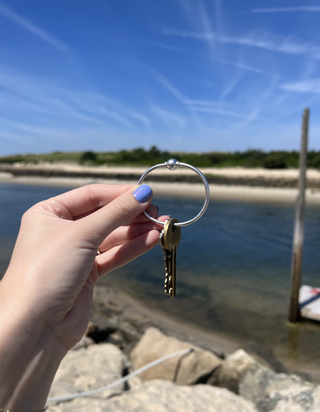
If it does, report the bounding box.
[133,185,153,203]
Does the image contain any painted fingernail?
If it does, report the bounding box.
[155,205,159,212]
[133,185,153,203]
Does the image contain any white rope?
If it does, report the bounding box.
[47,348,192,404]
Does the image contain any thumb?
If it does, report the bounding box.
[78,185,154,244]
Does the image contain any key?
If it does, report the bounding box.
[162,218,181,299]
[159,231,170,295]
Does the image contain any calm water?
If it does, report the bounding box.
[1,183,320,370]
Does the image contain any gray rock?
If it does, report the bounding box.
[208,362,239,393]
[243,341,288,374]
[226,349,264,378]
[72,335,95,351]
[86,316,119,343]
[47,379,258,412]
[119,321,142,343]
[130,327,222,385]
[206,349,265,394]
[108,331,124,346]
[239,361,320,411]
[48,343,124,402]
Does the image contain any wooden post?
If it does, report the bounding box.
[288,108,309,323]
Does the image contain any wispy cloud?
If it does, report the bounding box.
[163,28,213,40]
[252,7,320,13]
[0,66,151,134]
[154,72,259,123]
[163,28,320,59]
[150,103,186,128]
[0,1,67,50]
[211,58,265,74]
[144,41,187,54]
[187,100,255,119]
[156,74,186,102]
[280,79,320,93]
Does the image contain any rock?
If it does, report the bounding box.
[239,361,320,411]
[85,321,98,336]
[226,349,263,378]
[119,321,142,343]
[48,343,124,402]
[130,327,222,385]
[243,341,288,374]
[208,362,239,393]
[206,349,273,395]
[86,315,119,343]
[72,335,95,351]
[47,379,258,412]
[108,331,124,347]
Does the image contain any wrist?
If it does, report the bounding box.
[0,281,67,411]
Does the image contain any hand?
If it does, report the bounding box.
[0,184,166,410]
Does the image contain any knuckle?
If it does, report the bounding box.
[86,185,103,209]
[112,196,132,218]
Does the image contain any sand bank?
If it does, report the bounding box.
[1,171,320,204]
[3,162,320,179]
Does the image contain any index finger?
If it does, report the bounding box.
[52,184,135,219]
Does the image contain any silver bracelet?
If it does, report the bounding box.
[138,158,210,227]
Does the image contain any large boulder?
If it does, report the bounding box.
[48,343,124,402]
[130,327,222,385]
[47,379,258,412]
[226,349,262,377]
[206,349,267,394]
[207,362,240,393]
[239,361,320,411]
[243,341,288,374]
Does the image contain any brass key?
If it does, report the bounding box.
[162,218,181,299]
[159,230,171,295]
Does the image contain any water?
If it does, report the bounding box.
[1,182,320,371]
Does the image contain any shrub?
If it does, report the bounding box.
[80,151,97,163]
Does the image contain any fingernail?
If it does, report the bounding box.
[155,205,159,212]
[133,185,153,203]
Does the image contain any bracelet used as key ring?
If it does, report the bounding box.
[138,158,210,227]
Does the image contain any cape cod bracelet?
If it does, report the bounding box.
[138,158,210,227]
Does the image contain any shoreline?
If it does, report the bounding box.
[92,283,320,382]
[1,172,320,204]
[92,283,240,357]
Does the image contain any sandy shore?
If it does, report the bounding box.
[1,171,320,204]
[3,162,320,179]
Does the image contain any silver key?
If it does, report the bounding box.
[161,218,181,299]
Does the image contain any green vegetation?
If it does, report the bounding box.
[1,146,320,169]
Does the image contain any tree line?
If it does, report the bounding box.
[1,146,320,169]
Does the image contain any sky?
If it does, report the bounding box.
[0,0,320,155]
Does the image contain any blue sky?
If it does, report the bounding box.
[0,0,320,155]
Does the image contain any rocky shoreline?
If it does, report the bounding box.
[46,285,320,411]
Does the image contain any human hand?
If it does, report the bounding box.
[1,184,165,349]
[0,183,168,410]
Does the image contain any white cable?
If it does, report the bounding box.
[47,348,192,404]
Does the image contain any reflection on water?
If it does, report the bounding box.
[1,183,320,370]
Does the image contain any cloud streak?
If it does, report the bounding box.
[163,28,320,59]
[150,103,186,128]
[280,79,320,93]
[0,1,67,50]
[252,7,320,13]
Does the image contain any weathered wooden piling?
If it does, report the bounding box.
[288,108,309,324]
